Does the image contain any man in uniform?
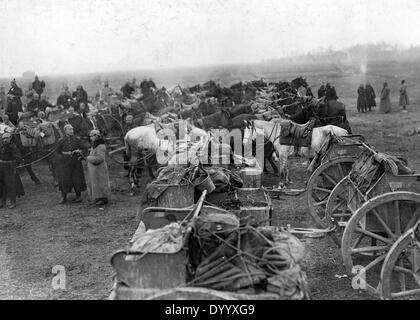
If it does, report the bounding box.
[6,79,23,125]
[26,94,40,117]
[54,124,88,204]
[120,80,135,99]
[56,87,73,109]
[0,132,23,209]
[31,75,46,98]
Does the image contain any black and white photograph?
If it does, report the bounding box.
[1,0,420,303]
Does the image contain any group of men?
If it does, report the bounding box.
[357,83,376,113]
[0,76,113,210]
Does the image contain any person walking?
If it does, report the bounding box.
[55,124,88,204]
[365,82,376,111]
[357,84,367,113]
[86,130,111,206]
[399,80,409,113]
[379,82,392,114]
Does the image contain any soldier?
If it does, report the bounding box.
[0,132,24,209]
[31,75,46,98]
[54,124,88,204]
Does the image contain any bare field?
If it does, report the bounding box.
[1,65,420,299]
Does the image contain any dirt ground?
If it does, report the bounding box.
[2,70,420,299]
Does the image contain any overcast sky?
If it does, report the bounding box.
[0,0,419,77]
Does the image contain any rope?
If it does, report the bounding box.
[16,145,59,169]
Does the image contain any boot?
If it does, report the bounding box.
[0,199,5,209]
[7,199,16,209]
[59,193,67,204]
[95,198,108,206]
[74,192,82,203]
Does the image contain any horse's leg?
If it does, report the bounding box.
[267,153,279,175]
[274,143,291,187]
[25,148,41,184]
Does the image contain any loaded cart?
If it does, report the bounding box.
[109,191,310,300]
[305,134,366,228]
[321,143,420,299]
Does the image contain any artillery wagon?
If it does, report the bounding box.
[319,143,420,299]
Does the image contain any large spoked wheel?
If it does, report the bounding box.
[380,220,420,300]
[341,192,420,297]
[325,176,355,246]
[306,157,356,228]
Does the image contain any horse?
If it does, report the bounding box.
[290,77,309,91]
[123,125,176,189]
[192,109,233,131]
[289,97,352,133]
[244,119,349,187]
[13,120,62,186]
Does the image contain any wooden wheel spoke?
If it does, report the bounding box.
[393,265,415,275]
[314,199,328,207]
[391,288,420,299]
[351,245,389,254]
[332,202,343,213]
[359,253,386,273]
[320,172,338,185]
[351,234,364,249]
[404,207,420,233]
[355,227,393,245]
[313,186,332,194]
[337,163,345,179]
[371,208,396,239]
[394,200,401,236]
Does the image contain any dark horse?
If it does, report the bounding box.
[192,109,233,131]
[289,98,352,133]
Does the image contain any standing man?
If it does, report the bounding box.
[26,94,40,117]
[0,85,7,115]
[56,87,73,109]
[98,81,114,105]
[121,80,135,99]
[72,85,89,106]
[357,84,367,113]
[0,132,24,209]
[317,81,326,98]
[6,79,23,125]
[55,124,88,204]
[399,80,409,113]
[379,82,392,114]
[86,130,111,206]
[365,82,376,111]
[31,75,46,98]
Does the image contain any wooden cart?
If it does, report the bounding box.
[320,143,420,299]
[109,190,312,300]
[305,134,366,228]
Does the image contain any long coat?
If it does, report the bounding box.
[55,136,88,194]
[86,142,111,201]
[357,87,367,112]
[365,85,376,108]
[399,85,409,106]
[379,87,391,113]
[0,142,25,202]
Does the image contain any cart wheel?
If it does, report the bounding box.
[306,157,356,228]
[341,192,420,297]
[325,176,355,246]
[380,220,420,300]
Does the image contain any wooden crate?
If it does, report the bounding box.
[157,184,195,208]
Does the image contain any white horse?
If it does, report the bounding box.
[244,119,349,187]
